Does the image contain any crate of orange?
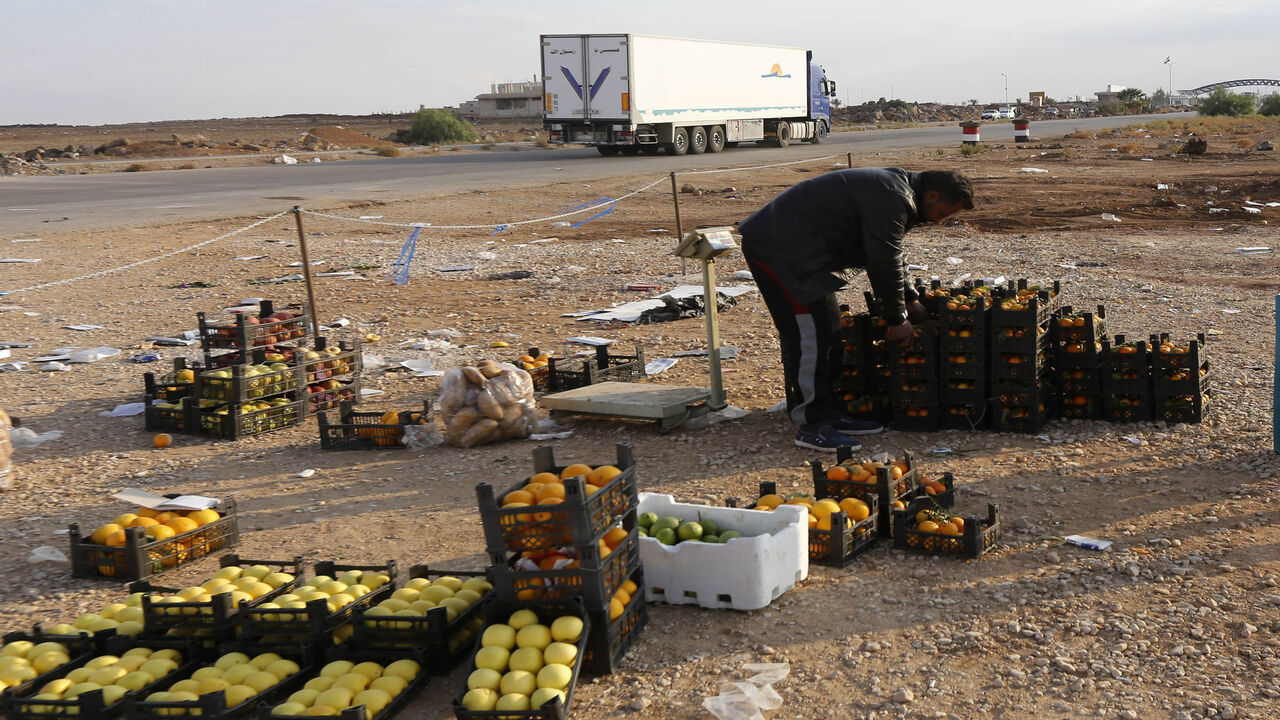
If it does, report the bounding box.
[475,444,638,554]
[69,499,240,582]
[756,481,877,566]
[317,401,433,450]
[515,347,554,391]
[811,449,916,538]
[1052,305,1107,345]
[892,497,1000,559]
[488,512,639,611]
[579,565,647,676]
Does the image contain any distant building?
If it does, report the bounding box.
[1095,84,1128,104]
[1169,94,1196,107]
[459,81,542,121]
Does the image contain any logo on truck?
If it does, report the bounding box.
[760,63,791,78]
[559,66,611,100]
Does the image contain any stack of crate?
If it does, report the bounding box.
[889,322,940,431]
[989,281,1061,432]
[837,308,891,421]
[1152,333,1211,423]
[1052,305,1107,420]
[935,285,993,430]
[1101,335,1154,422]
[475,443,646,676]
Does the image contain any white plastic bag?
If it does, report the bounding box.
[0,409,12,490]
[439,361,538,448]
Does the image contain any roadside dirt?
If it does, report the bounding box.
[1,117,1278,720]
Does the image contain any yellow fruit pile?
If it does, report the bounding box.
[753,493,871,532]
[501,465,623,513]
[517,351,553,372]
[23,647,182,711]
[607,577,640,621]
[42,591,153,638]
[89,507,222,548]
[145,650,299,712]
[912,508,966,536]
[363,575,491,634]
[253,568,391,620]
[149,564,296,617]
[272,658,419,716]
[460,610,582,713]
[0,640,72,690]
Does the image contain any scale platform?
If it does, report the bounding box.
[539,381,713,430]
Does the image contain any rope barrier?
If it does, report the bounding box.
[2,211,290,296]
[679,153,844,176]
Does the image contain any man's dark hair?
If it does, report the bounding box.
[919,170,974,210]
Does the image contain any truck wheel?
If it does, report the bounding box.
[689,127,707,154]
[597,146,621,156]
[809,121,828,144]
[666,128,689,156]
[775,122,791,148]
[707,126,726,153]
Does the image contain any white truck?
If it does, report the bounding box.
[541,34,836,156]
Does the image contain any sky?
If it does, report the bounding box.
[2,0,1277,126]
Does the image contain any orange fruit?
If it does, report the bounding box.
[588,465,622,486]
[187,509,220,526]
[608,598,624,621]
[538,555,569,571]
[621,579,637,596]
[559,464,593,481]
[816,514,851,531]
[128,517,159,528]
[145,524,176,541]
[937,521,962,536]
[826,465,851,481]
[503,490,536,507]
[534,484,566,503]
[807,514,818,529]
[91,523,124,545]
[891,500,906,510]
[838,498,870,522]
[154,512,180,524]
[756,494,783,510]
[613,588,631,606]
[598,538,612,559]
[153,433,172,448]
[136,507,160,519]
[949,517,964,532]
[917,520,940,533]
[167,517,198,534]
[106,529,129,547]
[602,526,629,550]
[529,472,561,485]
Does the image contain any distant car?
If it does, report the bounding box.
[1044,107,1060,117]
[980,109,1001,120]
[999,107,1018,119]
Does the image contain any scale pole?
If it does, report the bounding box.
[703,258,727,411]
[292,206,321,336]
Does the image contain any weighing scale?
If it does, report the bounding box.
[539,226,738,430]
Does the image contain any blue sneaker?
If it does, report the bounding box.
[794,424,862,452]
[829,416,886,436]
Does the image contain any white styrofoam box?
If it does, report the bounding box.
[636,492,808,611]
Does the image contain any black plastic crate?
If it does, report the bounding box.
[1105,394,1154,422]
[202,341,307,370]
[143,358,199,403]
[892,375,940,404]
[1102,336,1151,375]
[941,376,988,406]
[939,403,989,430]
[194,398,305,439]
[197,301,310,353]
[993,280,1062,327]
[992,322,1050,355]
[235,560,398,647]
[906,473,957,510]
[892,405,940,432]
[125,642,320,720]
[476,444,638,554]
[304,377,361,416]
[489,518,639,611]
[1052,305,1107,345]
[317,401,433,451]
[992,351,1050,381]
[197,361,303,404]
[257,645,431,720]
[992,401,1050,433]
[941,353,986,378]
[757,481,878,565]
[134,555,304,641]
[0,630,99,708]
[351,566,492,674]
[69,499,240,582]
[892,499,1000,559]
[546,345,645,392]
[144,400,195,434]
[1055,340,1103,370]
[838,314,870,366]
[994,378,1053,407]
[1057,367,1101,397]
[1154,362,1211,397]
[1055,395,1101,420]
[1152,333,1207,374]
[841,393,891,422]
[937,295,992,354]
[581,566,647,677]
[811,451,917,538]
[300,338,363,383]
[451,600,590,720]
[4,637,202,720]
[1157,392,1210,424]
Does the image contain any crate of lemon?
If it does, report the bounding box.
[70,500,239,582]
[753,482,878,567]
[235,560,399,649]
[454,604,591,720]
[0,632,97,707]
[635,493,808,611]
[125,644,319,719]
[262,652,428,720]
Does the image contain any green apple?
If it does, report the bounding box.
[654,528,677,546]
[637,512,659,529]
[676,521,703,542]
[699,518,720,536]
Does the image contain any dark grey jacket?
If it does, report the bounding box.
[738,167,921,322]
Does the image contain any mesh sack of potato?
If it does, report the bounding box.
[439,360,538,447]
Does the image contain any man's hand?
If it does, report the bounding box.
[906,300,929,323]
[887,321,914,349]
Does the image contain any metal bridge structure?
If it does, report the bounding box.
[1181,79,1280,96]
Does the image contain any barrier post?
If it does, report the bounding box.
[292,206,322,337]
[960,121,981,146]
[847,152,853,168]
[1013,118,1031,143]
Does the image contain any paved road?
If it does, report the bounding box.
[0,113,1192,235]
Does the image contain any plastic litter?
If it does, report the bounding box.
[1242,206,1262,214]
[529,430,574,441]
[1020,167,1049,174]
[945,256,964,265]
[1101,213,1121,222]
[63,325,104,331]
[1064,534,1112,551]
[681,405,751,429]
[297,468,317,478]
[402,424,444,450]
[99,403,146,417]
[702,663,790,720]
[39,362,70,372]
[0,258,41,263]
[68,347,121,363]
[276,154,298,164]
[476,252,497,260]
[732,270,755,280]
[28,546,67,564]
[1234,247,1271,254]
[10,427,63,449]
[645,358,678,376]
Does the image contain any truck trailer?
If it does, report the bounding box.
[541,34,836,156]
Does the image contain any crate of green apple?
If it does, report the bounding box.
[635,511,745,545]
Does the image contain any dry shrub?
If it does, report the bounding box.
[1116,142,1143,154]
[123,163,146,172]
[1065,130,1093,140]
[374,146,400,158]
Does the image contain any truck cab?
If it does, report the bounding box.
[809,60,835,140]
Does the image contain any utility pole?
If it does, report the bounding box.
[1001,73,1008,105]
